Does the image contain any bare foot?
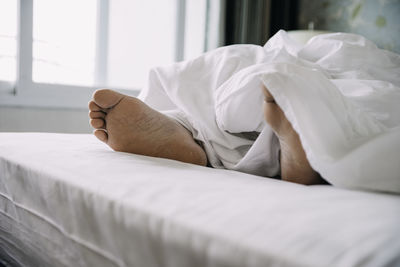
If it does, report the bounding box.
[88,89,207,166]
[262,86,326,185]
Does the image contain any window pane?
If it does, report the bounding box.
[33,0,97,86]
[184,0,206,60]
[107,0,177,89]
[0,0,17,81]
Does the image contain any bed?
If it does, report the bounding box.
[1,132,399,267]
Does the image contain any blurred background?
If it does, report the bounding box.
[0,0,399,133]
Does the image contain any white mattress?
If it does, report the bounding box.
[0,133,399,267]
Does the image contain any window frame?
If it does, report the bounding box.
[0,0,192,109]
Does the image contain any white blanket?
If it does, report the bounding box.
[139,30,400,194]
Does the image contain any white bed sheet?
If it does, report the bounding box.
[0,133,399,267]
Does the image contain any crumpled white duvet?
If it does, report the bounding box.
[139,30,400,194]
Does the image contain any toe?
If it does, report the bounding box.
[262,86,293,136]
[88,101,103,112]
[89,110,106,119]
[263,97,285,130]
[93,89,125,109]
[262,86,275,103]
[94,129,108,143]
[90,118,105,129]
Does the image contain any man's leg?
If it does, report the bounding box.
[88,89,207,166]
[262,86,327,185]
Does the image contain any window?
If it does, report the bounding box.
[0,0,17,83]
[33,0,98,86]
[0,0,213,109]
[107,0,178,89]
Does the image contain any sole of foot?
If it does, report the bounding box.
[89,89,207,166]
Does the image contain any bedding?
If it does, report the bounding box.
[139,30,400,193]
[1,133,400,267]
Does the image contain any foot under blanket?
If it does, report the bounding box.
[139,30,400,193]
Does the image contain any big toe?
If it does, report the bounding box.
[263,87,284,126]
[262,85,275,103]
[93,89,125,109]
[94,129,108,143]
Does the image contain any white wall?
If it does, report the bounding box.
[0,106,92,133]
